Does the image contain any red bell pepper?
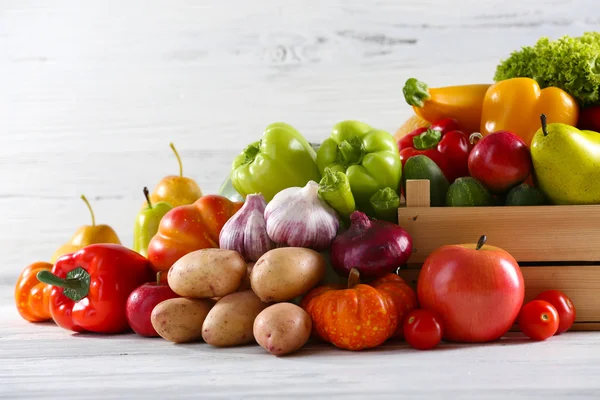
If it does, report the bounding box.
[398,118,472,183]
[578,105,600,133]
[36,243,153,333]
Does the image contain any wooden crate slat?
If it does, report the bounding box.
[397,266,600,324]
[398,205,600,263]
[405,180,430,207]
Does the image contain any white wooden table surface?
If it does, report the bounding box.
[2,0,600,398]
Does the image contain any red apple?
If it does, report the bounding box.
[468,131,532,193]
[126,275,179,337]
[417,235,524,343]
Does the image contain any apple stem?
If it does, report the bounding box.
[156,271,162,285]
[347,268,361,289]
[469,132,483,145]
[476,235,487,250]
[170,142,183,177]
[80,195,96,227]
[143,187,152,209]
[540,114,548,136]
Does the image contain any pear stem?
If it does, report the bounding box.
[540,114,548,136]
[80,195,96,227]
[143,187,152,209]
[170,142,183,177]
[476,235,487,250]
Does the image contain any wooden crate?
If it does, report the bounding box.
[397,179,600,331]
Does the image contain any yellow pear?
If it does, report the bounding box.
[143,143,203,210]
[50,195,121,263]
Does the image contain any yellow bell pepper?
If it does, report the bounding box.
[480,77,579,146]
[403,78,491,134]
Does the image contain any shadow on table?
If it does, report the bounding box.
[291,334,534,357]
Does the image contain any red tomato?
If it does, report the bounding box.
[403,309,443,350]
[534,290,576,334]
[518,300,559,341]
[417,235,524,343]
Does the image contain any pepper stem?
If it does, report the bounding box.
[80,195,96,226]
[170,142,183,177]
[413,129,442,150]
[348,268,361,289]
[37,267,91,302]
[144,187,152,209]
[403,78,432,108]
[337,136,365,167]
[476,235,487,250]
[469,132,483,145]
[540,114,548,136]
[242,142,261,165]
[369,187,400,223]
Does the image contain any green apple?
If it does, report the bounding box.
[133,187,173,257]
[530,114,600,205]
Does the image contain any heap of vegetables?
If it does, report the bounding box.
[14,30,591,356]
[226,120,404,224]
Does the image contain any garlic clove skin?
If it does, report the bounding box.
[219,193,275,262]
[264,181,339,251]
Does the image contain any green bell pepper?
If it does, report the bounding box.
[316,120,402,214]
[231,122,322,202]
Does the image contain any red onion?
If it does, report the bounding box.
[330,211,413,279]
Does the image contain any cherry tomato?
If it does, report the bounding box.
[518,300,559,341]
[403,309,443,350]
[534,290,576,334]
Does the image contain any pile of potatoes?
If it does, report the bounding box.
[150,247,326,356]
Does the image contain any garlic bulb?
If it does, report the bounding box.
[264,181,339,251]
[219,193,275,261]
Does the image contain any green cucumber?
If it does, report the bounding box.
[505,183,548,206]
[402,155,450,207]
[446,177,493,207]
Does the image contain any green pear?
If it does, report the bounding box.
[530,114,600,205]
[133,187,173,257]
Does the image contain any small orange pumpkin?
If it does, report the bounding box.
[370,273,418,338]
[15,262,53,322]
[300,268,416,350]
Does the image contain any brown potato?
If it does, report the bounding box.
[253,303,312,356]
[168,248,246,298]
[211,262,255,302]
[202,290,268,347]
[151,298,213,343]
[237,262,254,291]
[250,247,326,302]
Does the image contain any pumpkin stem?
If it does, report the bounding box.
[348,268,361,289]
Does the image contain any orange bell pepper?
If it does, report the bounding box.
[480,77,579,146]
[14,262,53,322]
[147,195,243,275]
[403,78,491,134]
